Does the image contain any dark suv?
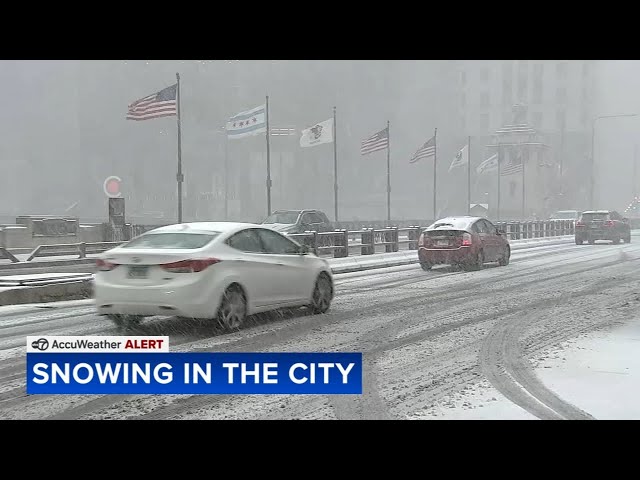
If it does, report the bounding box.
[575,210,631,245]
[261,209,333,235]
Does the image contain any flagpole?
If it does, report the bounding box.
[333,106,339,222]
[176,72,184,224]
[521,144,526,219]
[634,144,638,199]
[433,128,438,221]
[497,146,501,221]
[265,95,272,216]
[224,131,229,220]
[467,136,471,216]
[387,120,391,222]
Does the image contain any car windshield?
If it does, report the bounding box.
[122,232,219,249]
[263,212,300,224]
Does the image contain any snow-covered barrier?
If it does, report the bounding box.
[0,275,94,306]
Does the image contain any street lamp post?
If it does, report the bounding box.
[590,113,638,208]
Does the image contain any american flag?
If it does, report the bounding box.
[126,84,177,121]
[409,135,436,164]
[500,159,523,176]
[361,127,389,155]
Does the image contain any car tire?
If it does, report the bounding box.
[420,261,432,271]
[575,238,584,245]
[588,239,595,245]
[626,234,632,243]
[217,284,247,331]
[310,273,333,314]
[498,247,510,266]
[107,314,143,330]
[613,237,621,244]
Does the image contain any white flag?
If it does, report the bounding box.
[476,153,498,175]
[448,144,469,172]
[300,118,333,148]
[226,104,266,140]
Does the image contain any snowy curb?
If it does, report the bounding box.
[0,279,94,306]
[0,258,96,271]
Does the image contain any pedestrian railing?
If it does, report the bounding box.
[0,220,579,264]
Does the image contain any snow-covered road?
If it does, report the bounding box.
[1,234,640,419]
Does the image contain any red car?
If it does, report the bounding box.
[418,216,511,271]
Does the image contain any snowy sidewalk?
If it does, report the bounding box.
[534,319,640,419]
[410,317,640,420]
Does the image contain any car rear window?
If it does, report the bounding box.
[427,219,472,231]
[122,232,219,249]
[580,213,609,221]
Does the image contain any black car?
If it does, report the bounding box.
[575,210,631,245]
[261,209,333,235]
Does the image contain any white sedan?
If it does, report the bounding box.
[94,222,334,330]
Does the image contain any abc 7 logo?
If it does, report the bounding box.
[31,338,49,351]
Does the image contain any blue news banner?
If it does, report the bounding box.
[27,352,363,395]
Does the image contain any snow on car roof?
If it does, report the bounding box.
[148,222,259,234]
[426,216,480,231]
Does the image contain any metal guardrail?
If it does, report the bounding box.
[0,242,121,264]
[0,220,580,263]
[289,220,577,258]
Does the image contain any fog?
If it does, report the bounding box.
[1,60,638,225]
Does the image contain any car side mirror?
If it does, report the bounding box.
[497,229,506,235]
[299,244,310,255]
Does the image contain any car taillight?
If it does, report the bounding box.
[161,258,221,273]
[462,233,472,246]
[418,233,425,247]
[96,259,119,271]
[604,220,614,227]
[575,221,585,227]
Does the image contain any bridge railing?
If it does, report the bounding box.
[0,220,581,263]
[288,220,576,258]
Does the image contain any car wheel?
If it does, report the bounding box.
[217,284,247,331]
[420,261,432,271]
[310,273,333,314]
[107,314,143,330]
[498,246,510,266]
[575,238,584,245]
[613,237,621,244]
[588,239,595,245]
[626,234,632,243]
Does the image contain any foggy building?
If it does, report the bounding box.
[455,60,596,218]
[8,60,632,225]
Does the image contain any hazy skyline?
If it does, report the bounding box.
[1,60,638,224]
